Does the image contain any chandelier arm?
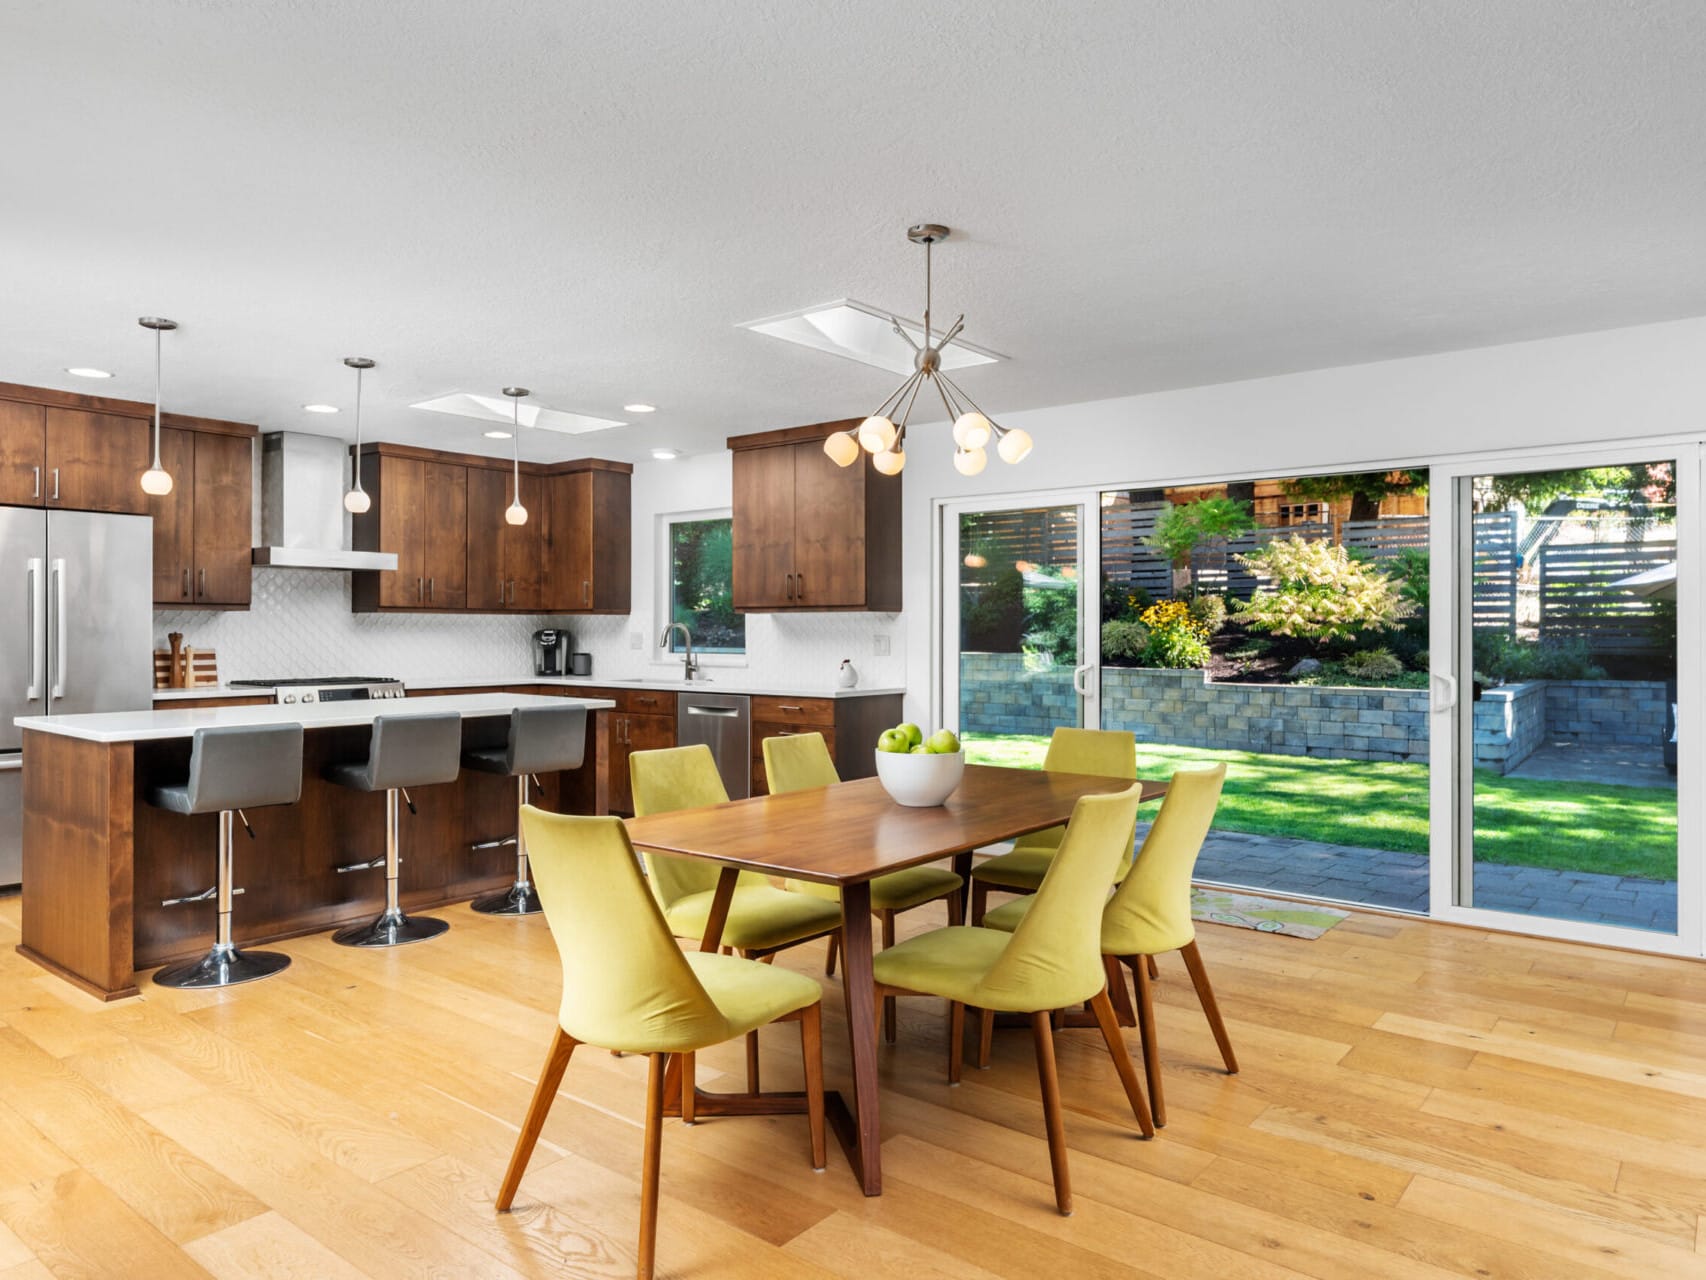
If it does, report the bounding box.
[935,314,966,353]
[895,366,927,432]
[936,372,1001,432]
[936,373,973,421]
[871,367,923,421]
[889,319,922,354]
[930,374,962,428]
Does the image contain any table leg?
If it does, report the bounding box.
[830,879,883,1195]
[698,866,739,952]
[951,851,973,922]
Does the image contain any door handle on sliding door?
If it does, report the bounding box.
[1072,663,1095,697]
[49,558,66,700]
[24,557,44,700]
[1429,672,1457,713]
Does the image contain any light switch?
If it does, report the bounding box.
[872,634,891,656]
[629,631,644,649]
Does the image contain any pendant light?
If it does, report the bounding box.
[502,387,528,526]
[823,224,1031,475]
[137,317,178,496]
[342,357,374,514]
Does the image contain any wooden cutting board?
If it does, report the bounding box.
[153,649,220,689]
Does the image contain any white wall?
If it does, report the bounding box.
[902,313,1706,723]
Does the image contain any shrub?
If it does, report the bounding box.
[1188,593,1229,636]
[1234,536,1416,643]
[1342,647,1404,679]
[1138,599,1212,669]
[1472,632,1607,682]
[1101,576,1152,623]
[1100,619,1150,665]
[1387,548,1429,609]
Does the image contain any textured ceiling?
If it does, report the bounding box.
[2,0,1704,464]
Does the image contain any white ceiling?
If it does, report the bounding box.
[2,1,1704,465]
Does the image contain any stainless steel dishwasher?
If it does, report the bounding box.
[677,691,752,799]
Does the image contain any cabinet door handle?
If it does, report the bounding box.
[777,704,803,712]
[428,577,435,602]
[50,468,59,502]
[507,579,514,605]
[582,580,590,606]
[795,573,803,600]
[416,576,424,601]
[785,573,794,600]
[197,567,205,598]
[31,466,39,499]
[181,568,189,599]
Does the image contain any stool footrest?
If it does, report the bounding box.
[471,836,518,852]
[334,857,388,874]
[161,886,243,907]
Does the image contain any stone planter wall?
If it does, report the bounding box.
[1543,679,1669,747]
[959,653,1076,736]
[1472,682,1547,772]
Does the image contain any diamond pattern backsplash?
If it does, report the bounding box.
[155,569,910,693]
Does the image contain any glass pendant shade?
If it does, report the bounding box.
[872,448,905,476]
[140,466,173,496]
[343,487,371,514]
[857,414,896,454]
[501,386,529,526]
[953,446,987,476]
[823,430,860,467]
[138,316,177,496]
[505,499,528,526]
[997,427,1033,464]
[343,356,375,514]
[952,411,992,450]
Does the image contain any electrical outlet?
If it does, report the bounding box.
[872,634,891,656]
[629,631,644,650]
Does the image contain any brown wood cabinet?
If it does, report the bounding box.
[467,466,543,611]
[749,692,904,796]
[544,464,631,613]
[0,399,46,506]
[352,448,468,611]
[43,408,152,515]
[150,428,254,607]
[729,420,901,612]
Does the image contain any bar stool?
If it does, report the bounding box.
[149,723,305,990]
[463,703,588,916]
[323,712,464,948]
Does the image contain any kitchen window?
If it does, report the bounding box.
[662,513,745,656]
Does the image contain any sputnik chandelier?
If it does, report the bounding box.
[823,223,1030,477]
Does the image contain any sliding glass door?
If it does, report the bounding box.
[1434,446,1700,951]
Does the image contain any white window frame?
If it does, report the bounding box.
[653,507,747,669]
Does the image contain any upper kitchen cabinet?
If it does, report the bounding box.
[467,465,543,611]
[543,462,632,613]
[728,420,901,612]
[149,425,256,607]
[351,445,468,611]
[0,399,46,506]
[0,386,152,514]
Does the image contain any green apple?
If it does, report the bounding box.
[910,744,929,754]
[926,729,961,755]
[897,722,924,748]
[877,728,910,754]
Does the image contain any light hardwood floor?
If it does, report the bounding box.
[0,890,1703,1278]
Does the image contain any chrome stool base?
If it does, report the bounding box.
[471,882,542,916]
[155,944,291,990]
[332,907,450,948]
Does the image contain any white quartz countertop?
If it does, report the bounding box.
[19,693,615,744]
[152,675,907,702]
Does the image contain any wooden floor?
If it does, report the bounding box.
[0,892,1703,1279]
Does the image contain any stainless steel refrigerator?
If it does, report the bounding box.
[0,507,154,887]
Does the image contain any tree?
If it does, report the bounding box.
[1284,470,1425,523]
[1480,464,1670,513]
[1143,497,1254,597]
[1234,535,1416,644]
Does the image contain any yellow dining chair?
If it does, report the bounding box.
[970,727,1137,924]
[764,731,964,1040]
[871,783,1156,1215]
[497,806,826,1280]
[630,744,842,1090]
[982,765,1234,1125]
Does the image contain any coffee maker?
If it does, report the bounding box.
[533,629,571,677]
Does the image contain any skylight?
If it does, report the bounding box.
[740,300,1002,375]
[410,392,626,435]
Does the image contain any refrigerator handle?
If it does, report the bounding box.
[49,558,66,701]
[24,557,44,701]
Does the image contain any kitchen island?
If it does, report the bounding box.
[14,692,613,999]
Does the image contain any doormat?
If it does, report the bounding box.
[1191,888,1349,940]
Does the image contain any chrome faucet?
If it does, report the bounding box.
[659,622,699,681]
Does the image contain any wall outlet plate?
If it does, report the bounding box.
[872,634,891,656]
[629,631,644,649]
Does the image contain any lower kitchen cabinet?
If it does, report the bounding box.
[605,710,676,815]
[750,693,903,795]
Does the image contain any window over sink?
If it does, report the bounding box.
[663,513,745,656]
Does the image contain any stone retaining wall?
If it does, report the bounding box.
[958,653,1076,736]
[1543,679,1669,747]
[1472,682,1547,772]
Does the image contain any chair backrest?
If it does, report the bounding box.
[1015,727,1138,866]
[185,723,305,814]
[629,745,766,906]
[365,713,464,791]
[507,704,589,776]
[1101,765,1226,956]
[761,732,840,793]
[976,782,1145,1010]
[520,805,730,1053]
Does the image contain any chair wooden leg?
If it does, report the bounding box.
[1103,953,1137,1026]
[825,933,839,976]
[1180,940,1239,1074]
[1029,1011,1072,1215]
[680,1052,695,1125]
[798,1003,827,1170]
[948,1001,964,1084]
[1090,985,1155,1138]
[638,1052,667,1280]
[976,1006,994,1069]
[497,1027,577,1211]
[745,1030,761,1094]
[881,911,898,1043]
[1130,953,1165,1126]
[946,886,964,926]
[971,880,990,925]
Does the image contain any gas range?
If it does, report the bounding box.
[226,676,407,705]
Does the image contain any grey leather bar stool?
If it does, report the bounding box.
[323,712,463,948]
[463,704,588,916]
[149,723,305,990]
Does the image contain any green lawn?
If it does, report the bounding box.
[963,734,1677,882]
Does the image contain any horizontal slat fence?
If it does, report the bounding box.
[1538,540,1676,656]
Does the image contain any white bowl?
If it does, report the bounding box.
[874,748,965,807]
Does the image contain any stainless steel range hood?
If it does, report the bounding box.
[251,432,398,571]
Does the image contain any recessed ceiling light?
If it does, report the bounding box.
[411,392,625,436]
[739,299,1002,375]
[625,403,657,413]
[650,448,680,461]
[65,367,113,379]
[303,403,340,414]
[483,430,513,439]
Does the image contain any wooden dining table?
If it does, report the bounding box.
[621,762,1168,1196]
